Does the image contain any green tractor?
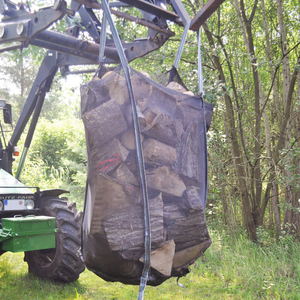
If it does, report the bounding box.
[0,99,85,282]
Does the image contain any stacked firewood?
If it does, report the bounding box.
[81,69,212,284]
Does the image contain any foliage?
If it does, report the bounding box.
[189,0,300,240]
[13,117,87,209]
[0,51,39,119]
[0,49,68,121]
[28,118,85,171]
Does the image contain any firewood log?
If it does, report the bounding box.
[174,120,204,182]
[166,81,188,93]
[101,70,113,79]
[82,99,127,148]
[142,106,183,147]
[172,241,208,270]
[176,100,214,131]
[139,88,178,116]
[137,97,149,112]
[175,101,197,129]
[138,71,151,78]
[183,186,203,210]
[143,138,176,166]
[144,109,157,125]
[123,104,147,130]
[165,205,208,250]
[111,163,139,186]
[90,174,140,235]
[139,239,175,276]
[146,166,186,197]
[121,130,144,150]
[80,81,110,114]
[88,139,129,176]
[166,81,195,97]
[101,71,152,106]
[103,193,165,254]
[132,71,153,99]
[105,72,130,105]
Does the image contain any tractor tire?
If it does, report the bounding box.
[24,197,85,283]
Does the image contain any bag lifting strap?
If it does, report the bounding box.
[100,1,151,299]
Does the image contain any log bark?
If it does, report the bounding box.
[82,99,127,147]
[183,187,203,210]
[103,193,165,253]
[174,120,205,183]
[175,102,196,129]
[123,104,147,129]
[164,202,208,250]
[89,138,129,176]
[90,174,140,234]
[81,81,110,114]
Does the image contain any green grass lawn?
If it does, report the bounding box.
[1,230,300,300]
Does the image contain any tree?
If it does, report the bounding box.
[190,0,300,239]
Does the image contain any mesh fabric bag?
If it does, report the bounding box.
[81,66,213,286]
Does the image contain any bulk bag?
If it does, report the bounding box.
[81,66,213,286]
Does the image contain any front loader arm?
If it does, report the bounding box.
[2,51,58,175]
[0,0,176,64]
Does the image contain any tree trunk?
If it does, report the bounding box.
[272,181,282,238]
[203,22,257,241]
[261,0,282,127]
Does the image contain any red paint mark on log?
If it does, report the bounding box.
[96,153,121,173]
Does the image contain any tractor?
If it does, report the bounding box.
[0,98,85,282]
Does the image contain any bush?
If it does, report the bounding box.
[14,117,87,208]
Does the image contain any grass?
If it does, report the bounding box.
[1,229,300,300]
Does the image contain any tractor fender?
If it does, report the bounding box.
[39,189,70,199]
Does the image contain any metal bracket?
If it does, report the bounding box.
[119,0,180,23]
[78,5,100,43]
[190,0,225,31]
[0,0,67,46]
[0,227,11,243]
